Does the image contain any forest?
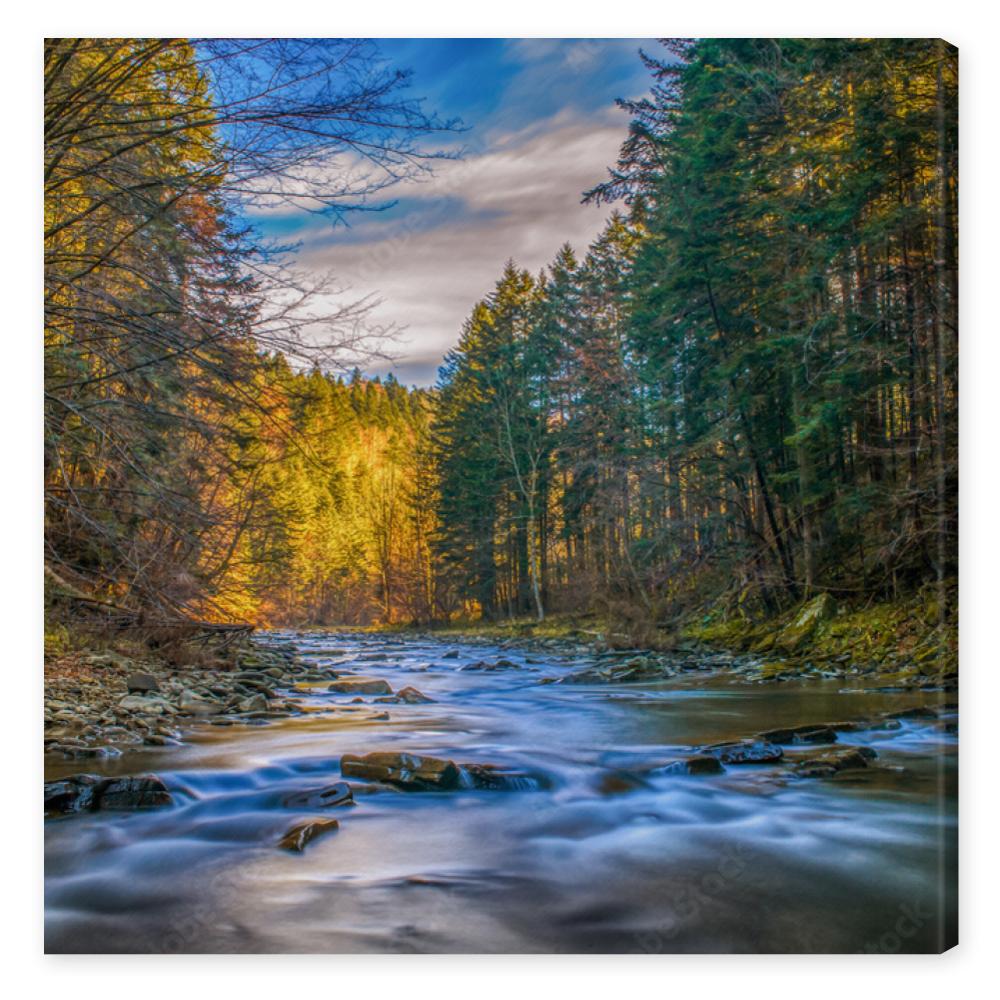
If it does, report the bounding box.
[44,38,958,637]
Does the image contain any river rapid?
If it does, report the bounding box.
[44,631,958,954]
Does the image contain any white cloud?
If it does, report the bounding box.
[293,110,627,385]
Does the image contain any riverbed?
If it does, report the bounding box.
[44,631,958,953]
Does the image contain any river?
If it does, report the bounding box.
[44,631,958,953]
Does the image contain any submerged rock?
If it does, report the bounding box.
[46,743,121,759]
[278,817,340,852]
[794,746,877,778]
[460,763,549,791]
[885,706,938,720]
[703,740,784,765]
[560,655,673,685]
[327,677,393,696]
[828,718,902,733]
[44,774,103,814]
[596,770,651,795]
[44,773,172,815]
[757,724,838,745]
[341,751,461,791]
[654,755,726,776]
[374,685,435,705]
[98,775,174,810]
[281,782,353,810]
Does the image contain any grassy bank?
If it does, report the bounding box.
[392,590,957,682]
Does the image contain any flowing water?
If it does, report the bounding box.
[44,632,958,953]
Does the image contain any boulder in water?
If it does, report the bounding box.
[374,686,434,704]
[341,751,460,791]
[44,773,172,815]
[757,724,838,745]
[98,775,173,810]
[281,782,353,809]
[794,746,877,778]
[327,677,393,696]
[654,755,726,776]
[703,740,784,765]
[278,817,340,852]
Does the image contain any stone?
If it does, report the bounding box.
[179,690,222,715]
[757,724,838,745]
[327,677,392,695]
[794,746,877,778]
[885,706,938,720]
[703,740,784,765]
[44,773,172,814]
[282,782,354,810]
[119,694,172,713]
[46,743,121,759]
[396,686,434,704]
[655,755,725,776]
[98,775,173,810]
[44,774,102,815]
[775,592,837,653]
[238,693,268,713]
[341,751,461,791]
[126,672,159,694]
[828,718,901,733]
[278,817,340,852]
[442,649,460,659]
[460,763,549,791]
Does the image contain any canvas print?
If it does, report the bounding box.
[43,38,958,953]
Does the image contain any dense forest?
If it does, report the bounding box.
[45,38,957,635]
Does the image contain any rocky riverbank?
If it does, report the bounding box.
[410,591,958,691]
[43,636,313,759]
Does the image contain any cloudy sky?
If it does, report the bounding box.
[251,38,655,386]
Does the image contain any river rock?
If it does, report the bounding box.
[885,706,938,720]
[126,672,159,694]
[98,775,174,809]
[654,755,726,776]
[278,817,340,852]
[119,694,172,713]
[328,677,392,695]
[44,773,172,814]
[179,689,222,715]
[757,724,838,745]
[374,686,434,705]
[703,740,784,764]
[46,743,121,759]
[460,763,549,791]
[828,718,902,733]
[794,746,877,778]
[341,751,460,791]
[775,592,837,653]
[282,781,353,809]
[45,774,103,814]
[238,693,268,713]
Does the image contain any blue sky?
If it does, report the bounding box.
[251,38,656,386]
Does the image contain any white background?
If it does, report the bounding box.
[6,1,994,994]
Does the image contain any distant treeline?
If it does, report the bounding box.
[45,38,957,630]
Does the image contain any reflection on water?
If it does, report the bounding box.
[44,632,957,953]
